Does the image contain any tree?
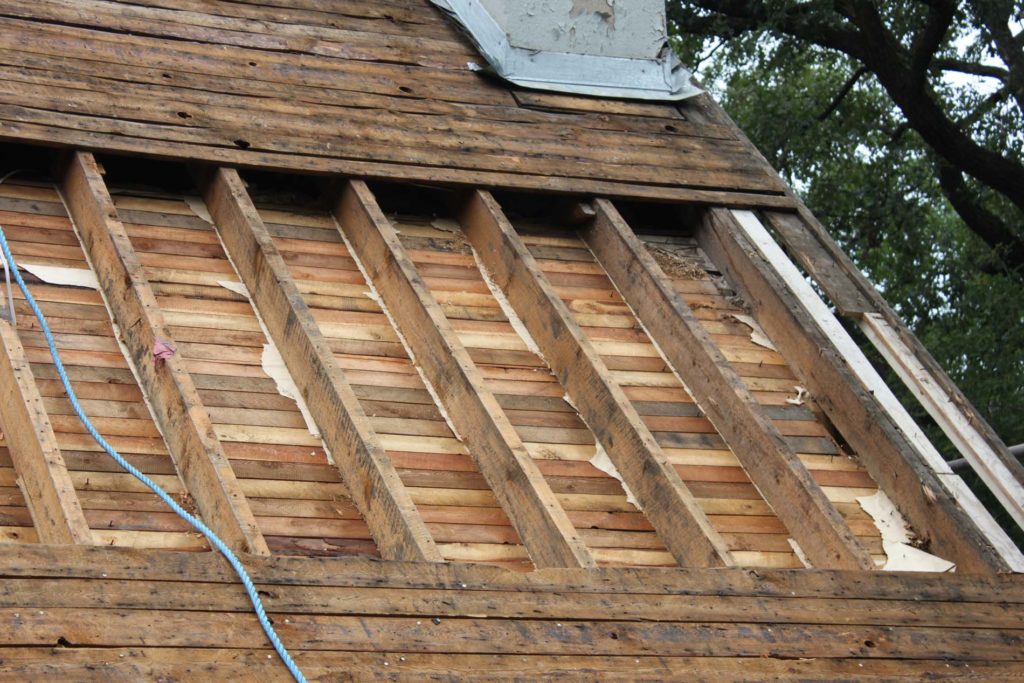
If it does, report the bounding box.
[669,0,1024,274]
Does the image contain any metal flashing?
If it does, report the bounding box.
[431,0,702,101]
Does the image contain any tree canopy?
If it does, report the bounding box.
[667,2,1024,457]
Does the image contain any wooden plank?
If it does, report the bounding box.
[335,180,592,568]
[4,544,1024,601]
[59,151,268,555]
[0,319,91,544]
[460,190,732,568]
[201,167,441,563]
[585,200,874,570]
[861,312,1024,533]
[697,208,1014,573]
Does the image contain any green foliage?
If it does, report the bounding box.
[671,33,1024,451]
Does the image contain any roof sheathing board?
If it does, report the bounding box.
[0,0,788,205]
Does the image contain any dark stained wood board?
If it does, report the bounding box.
[0,1,793,205]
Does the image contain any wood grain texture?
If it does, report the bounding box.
[586,199,874,570]
[461,190,733,568]
[202,167,441,563]
[0,319,91,544]
[0,545,1020,680]
[0,1,793,205]
[697,207,1009,574]
[335,181,593,568]
[60,152,267,554]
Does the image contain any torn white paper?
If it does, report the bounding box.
[21,263,99,290]
[787,538,813,568]
[472,245,544,359]
[857,490,955,572]
[335,217,464,442]
[730,313,777,351]
[185,197,214,224]
[216,279,249,298]
[590,443,641,510]
[214,280,324,448]
[785,386,809,406]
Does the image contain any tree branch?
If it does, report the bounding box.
[932,58,1010,81]
[970,0,1024,114]
[936,161,1024,274]
[910,0,956,82]
[817,66,869,121]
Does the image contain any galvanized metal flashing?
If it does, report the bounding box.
[430,0,702,101]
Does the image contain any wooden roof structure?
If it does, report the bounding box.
[0,1,1021,679]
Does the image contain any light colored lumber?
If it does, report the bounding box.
[335,180,593,568]
[0,319,92,544]
[460,190,732,568]
[586,200,874,570]
[698,208,1019,573]
[860,311,1024,533]
[201,166,441,563]
[59,151,268,555]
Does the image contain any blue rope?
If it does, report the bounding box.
[0,225,307,683]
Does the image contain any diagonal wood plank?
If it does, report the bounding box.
[584,199,874,570]
[201,167,441,563]
[59,151,268,555]
[0,318,92,545]
[460,190,732,568]
[697,207,1010,574]
[335,180,593,569]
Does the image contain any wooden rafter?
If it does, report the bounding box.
[202,168,442,563]
[460,190,733,568]
[698,207,1010,573]
[336,180,594,568]
[59,151,269,555]
[0,319,92,544]
[585,199,874,570]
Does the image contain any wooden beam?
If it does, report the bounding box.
[460,190,733,568]
[585,199,874,570]
[60,151,268,555]
[697,208,1013,573]
[335,180,593,569]
[201,167,441,563]
[0,319,91,545]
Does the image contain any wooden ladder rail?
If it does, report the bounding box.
[585,199,874,570]
[202,168,442,563]
[460,190,733,567]
[336,180,594,568]
[0,319,92,544]
[698,207,1015,573]
[60,152,269,555]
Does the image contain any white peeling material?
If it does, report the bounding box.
[857,490,955,572]
[260,342,321,440]
[216,279,250,298]
[21,263,99,290]
[471,245,544,359]
[730,313,777,351]
[590,443,641,510]
[214,281,326,454]
[185,197,214,225]
[336,217,463,443]
[787,538,813,568]
[785,386,809,406]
